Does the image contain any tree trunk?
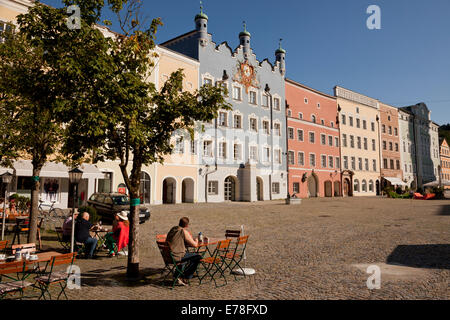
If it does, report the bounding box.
[127,186,140,279]
[27,167,41,244]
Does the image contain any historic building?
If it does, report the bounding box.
[334,86,381,196]
[96,45,201,205]
[285,79,341,198]
[160,6,288,202]
[398,109,417,188]
[440,138,450,189]
[379,102,405,189]
[398,103,440,188]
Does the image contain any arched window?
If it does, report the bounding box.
[369,180,374,192]
[311,115,316,123]
[354,179,360,192]
[140,171,151,204]
[362,180,367,192]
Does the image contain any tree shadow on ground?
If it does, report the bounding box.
[438,205,450,216]
[79,266,180,289]
[386,244,450,269]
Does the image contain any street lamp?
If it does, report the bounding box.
[69,168,83,253]
[1,172,13,241]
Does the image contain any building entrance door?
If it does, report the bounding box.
[224,177,235,201]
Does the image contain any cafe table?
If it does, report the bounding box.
[91,227,111,252]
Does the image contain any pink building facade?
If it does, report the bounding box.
[285,79,341,198]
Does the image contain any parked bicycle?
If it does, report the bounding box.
[38,200,65,231]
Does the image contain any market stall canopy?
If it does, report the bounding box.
[384,177,408,186]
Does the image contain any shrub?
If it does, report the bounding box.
[78,206,100,224]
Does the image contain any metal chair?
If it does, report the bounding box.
[0,261,33,300]
[199,239,232,288]
[221,235,249,281]
[33,252,77,300]
[55,227,71,252]
[156,241,189,289]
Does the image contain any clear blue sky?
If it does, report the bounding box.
[42,0,450,125]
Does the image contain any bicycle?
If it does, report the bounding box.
[38,200,64,231]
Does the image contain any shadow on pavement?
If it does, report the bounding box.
[438,205,450,216]
[386,244,450,269]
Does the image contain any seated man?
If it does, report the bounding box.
[105,211,129,256]
[62,211,79,242]
[166,217,202,286]
[74,212,98,259]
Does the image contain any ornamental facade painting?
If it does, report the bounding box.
[233,60,260,93]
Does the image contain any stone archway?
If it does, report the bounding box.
[343,178,352,197]
[324,180,332,197]
[224,176,238,202]
[307,173,318,198]
[181,178,194,203]
[256,177,264,201]
[162,177,177,204]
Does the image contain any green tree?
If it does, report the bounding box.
[60,0,231,278]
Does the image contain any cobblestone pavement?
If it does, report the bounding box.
[30,197,450,300]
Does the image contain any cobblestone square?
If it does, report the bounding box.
[36,197,450,300]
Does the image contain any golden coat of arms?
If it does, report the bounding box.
[233,61,260,93]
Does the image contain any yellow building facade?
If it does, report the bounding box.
[335,86,381,196]
[96,46,201,205]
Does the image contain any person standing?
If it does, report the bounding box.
[166,217,202,286]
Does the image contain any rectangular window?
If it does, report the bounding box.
[219,112,228,126]
[365,158,369,171]
[288,128,294,140]
[208,181,218,195]
[263,147,270,162]
[262,94,269,107]
[321,155,327,168]
[274,149,281,164]
[357,137,361,149]
[373,159,377,172]
[389,142,393,151]
[382,124,386,134]
[250,146,258,161]
[342,134,347,147]
[288,151,295,165]
[335,137,339,147]
[219,142,227,159]
[350,135,355,148]
[328,136,333,146]
[190,140,197,155]
[356,118,360,128]
[383,141,387,150]
[351,157,356,170]
[272,182,280,194]
[395,143,399,152]
[309,153,316,167]
[263,121,270,135]
[364,138,368,150]
[394,128,398,136]
[349,116,354,126]
[250,118,258,132]
[298,152,305,166]
[274,123,281,136]
[233,86,242,101]
[329,156,334,168]
[233,144,242,160]
[309,132,315,144]
[396,160,400,170]
[249,91,257,105]
[297,129,304,142]
[371,122,375,131]
[383,158,388,169]
[341,115,346,125]
[363,120,367,130]
[336,157,340,169]
[203,141,213,157]
[343,156,349,169]
[274,98,280,110]
[372,139,376,151]
[390,159,394,169]
[388,126,392,135]
[293,183,300,194]
[175,137,184,154]
[233,114,242,129]
[321,134,326,145]
[204,78,213,85]
[358,158,363,171]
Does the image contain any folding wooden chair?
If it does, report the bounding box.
[221,236,249,281]
[0,261,33,300]
[225,229,241,239]
[199,239,231,288]
[156,241,189,289]
[34,252,77,300]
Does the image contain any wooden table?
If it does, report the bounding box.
[34,251,63,263]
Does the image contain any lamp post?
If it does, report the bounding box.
[1,172,13,241]
[69,168,83,253]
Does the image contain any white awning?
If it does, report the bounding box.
[384,177,408,186]
[78,164,105,179]
[0,168,14,175]
[12,160,70,178]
